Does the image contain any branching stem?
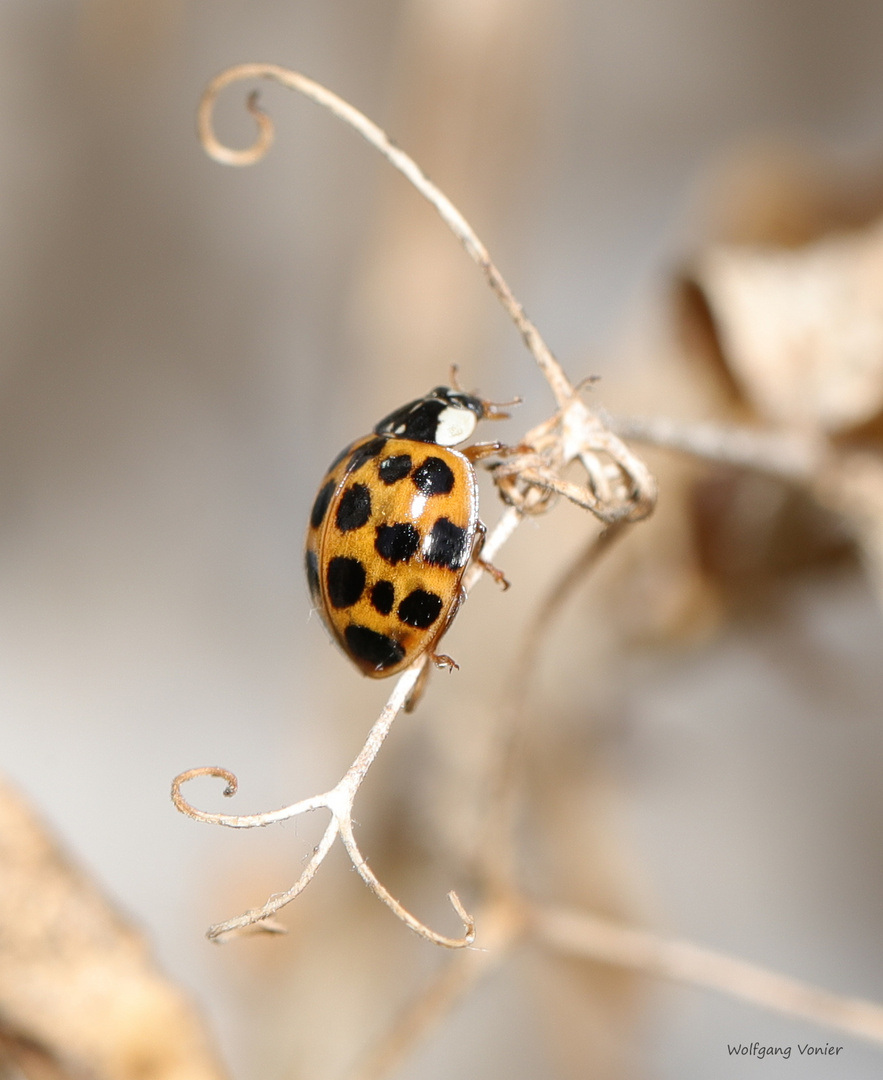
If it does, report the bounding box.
[177,65,655,944]
[534,904,883,1047]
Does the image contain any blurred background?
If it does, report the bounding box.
[3,1,883,1078]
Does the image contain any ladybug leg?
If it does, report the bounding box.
[405,643,459,712]
[448,363,464,391]
[478,559,509,590]
[462,441,506,464]
[432,653,460,672]
[421,589,466,686]
[404,652,457,712]
[471,520,510,590]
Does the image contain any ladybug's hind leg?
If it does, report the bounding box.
[423,590,466,694]
[432,653,459,672]
[403,653,459,712]
[471,520,510,590]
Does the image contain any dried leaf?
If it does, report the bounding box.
[692,219,883,433]
[0,780,227,1080]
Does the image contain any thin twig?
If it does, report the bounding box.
[198,65,657,515]
[346,898,527,1080]
[514,523,628,688]
[198,63,573,408]
[174,660,476,945]
[173,505,520,945]
[606,413,824,483]
[479,521,633,891]
[338,815,475,949]
[534,905,883,1047]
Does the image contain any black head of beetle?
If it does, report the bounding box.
[374,386,507,447]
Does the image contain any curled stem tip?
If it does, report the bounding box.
[197,62,576,408]
[447,891,476,942]
[198,66,276,166]
[171,766,239,817]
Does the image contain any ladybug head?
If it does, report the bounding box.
[374,386,491,447]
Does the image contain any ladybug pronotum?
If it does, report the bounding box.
[305,385,508,678]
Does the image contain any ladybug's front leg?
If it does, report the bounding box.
[470,520,510,590]
[462,441,506,465]
[462,444,512,589]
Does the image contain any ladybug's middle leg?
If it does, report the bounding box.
[470,521,510,590]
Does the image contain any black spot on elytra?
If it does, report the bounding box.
[412,456,455,496]
[310,480,335,529]
[326,556,366,609]
[305,549,321,603]
[397,588,443,629]
[370,580,395,616]
[344,624,406,671]
[336,484,372,532]
[424,518,469,570]
[375,522,420,565]
[378,454,413,485]
[348,436,386,472]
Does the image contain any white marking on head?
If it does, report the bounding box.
[435,404,477,447]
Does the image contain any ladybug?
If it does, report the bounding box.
[305,385,509,678]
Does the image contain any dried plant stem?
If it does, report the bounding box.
[198,63,573,408]
[173,506,524,944]
[476,521,632,892]
[605,413,883,603]
[606,413,825,483]
[520,519,626,658]
[347,898,527,1080]
[353,891,883,1074]
[174,662,473,944]
[461,505,521,591]
[534,905,883,1047]
[198,66,656,516]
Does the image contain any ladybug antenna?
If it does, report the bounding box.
[443,369,520,419]
[481,393,522,421]
[448,364,464,392]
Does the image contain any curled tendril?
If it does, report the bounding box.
[173,662,475,947]
[196,63,579,410]
[197,63,656,519]
[198,71,275,166]
[171,766,238,820]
